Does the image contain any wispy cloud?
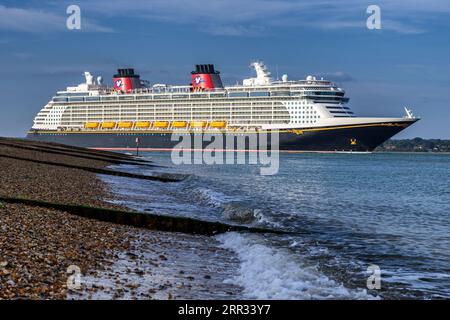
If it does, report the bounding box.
[0,5,113,33]
[2,1,449,36]
[381,19,426,35]
[207,25,266,37]
[13,52,33,60]
[76,0,450,36]
[317,71,356,83]
[0,5,62,32]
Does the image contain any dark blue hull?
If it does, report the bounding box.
[26,121,417,152]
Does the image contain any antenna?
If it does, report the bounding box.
[404,107,415,119]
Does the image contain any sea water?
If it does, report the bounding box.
[100,152,450,299]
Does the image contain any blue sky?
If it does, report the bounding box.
[0,0,449,138]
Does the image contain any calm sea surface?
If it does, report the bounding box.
[100,152,450,299]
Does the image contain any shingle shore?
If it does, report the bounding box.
[0,140,139,299]
[0,139,242,299]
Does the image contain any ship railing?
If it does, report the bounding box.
[98,86,229,95]
[95,84,340,99]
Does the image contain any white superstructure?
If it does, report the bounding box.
[31,62,415,132]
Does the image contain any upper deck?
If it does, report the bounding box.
[52,78,349,104]
[50,62,349,105]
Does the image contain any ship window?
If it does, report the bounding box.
[173,94,189,99]
[329,111,352,114]
[271,91,290,97]
[52,97,68,102]
[153,94,170,99]
[69,97,84,102]
[85,96,100,101]
[136,95,152,100]
[210,93,227,98]
[249,92,269,97]
[190,94,207,99]
[228,92,248,98]
[102,96,118,101]
[118,95,135,100]
[65,92,87,97]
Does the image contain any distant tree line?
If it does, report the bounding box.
[376,138,450,152]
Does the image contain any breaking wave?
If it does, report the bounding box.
[217,232,377,300]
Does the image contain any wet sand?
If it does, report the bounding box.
[0,137,241,299]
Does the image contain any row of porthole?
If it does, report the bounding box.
[57,132,279,136]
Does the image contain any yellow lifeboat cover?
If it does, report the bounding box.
[136,121,151,128]
[172,121,187,128]
[101,122,116,129]
[85,122,99,129]
[154,121,169,128]
[118,121,133,128]
[190,121,207,128]
[210,121,227,128]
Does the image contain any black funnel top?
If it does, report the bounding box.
[192,64,219,74]
[114,68,139,78]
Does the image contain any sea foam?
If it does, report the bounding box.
[217,232,377,300]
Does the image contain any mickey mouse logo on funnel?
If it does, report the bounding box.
[191,64,223,91]
[194,75,204,85]
[113,68,142,92]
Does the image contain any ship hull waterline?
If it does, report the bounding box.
[26,121,417,153]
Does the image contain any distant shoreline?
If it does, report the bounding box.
[376,138,450,153]
[374,151,450,154]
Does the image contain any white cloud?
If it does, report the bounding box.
[318,71,356,82]
[0,5,63,32]
[2,1,448,36]
[75,0,449,36]
[381,20,426,35]
[13,52,33,59]
[207,25,266,37]
[0,5,113,33]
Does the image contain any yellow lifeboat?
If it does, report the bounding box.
[153,121,169,128]
[135,121,151,128]
[118,121,133,129]
[85,122,99,129]
[210,121,227,128]
[101,122,116,129]
[190,121,207,128]
[172,121,188,128]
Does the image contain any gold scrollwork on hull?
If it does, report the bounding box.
[350,138,357,145]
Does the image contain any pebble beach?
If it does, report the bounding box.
[0,138,242,300]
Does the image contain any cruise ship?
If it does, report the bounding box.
[27,62,418,151]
